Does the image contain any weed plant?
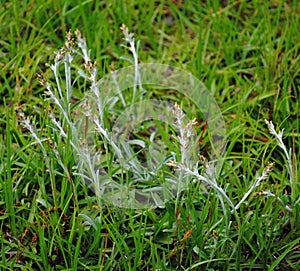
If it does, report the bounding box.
[0,1,299,270]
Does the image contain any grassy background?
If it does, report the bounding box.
[0,0,299,270]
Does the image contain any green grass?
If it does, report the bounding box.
[1,0,299,270]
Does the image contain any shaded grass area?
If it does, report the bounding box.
[0,0,299,270]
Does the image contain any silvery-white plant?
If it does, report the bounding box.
[264,120,299,213]
[20,27,297,227]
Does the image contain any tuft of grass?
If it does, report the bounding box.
[0,1,299,270]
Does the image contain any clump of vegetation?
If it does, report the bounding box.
[1,1,299,270]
